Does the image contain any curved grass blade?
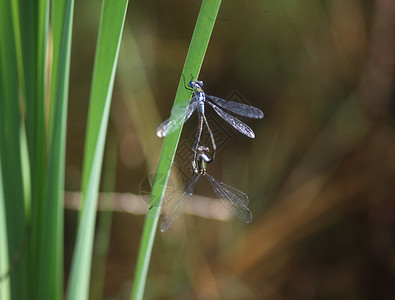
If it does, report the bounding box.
[0,1,29,297]
[66,0,129,299]
[209,103,256,138]
[206,95,264,119]
[10,0,49,297]
[89,136,118,300]
[131,1,223,299]
[37,0,75,298]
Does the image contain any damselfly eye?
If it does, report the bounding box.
[188,81,194,87]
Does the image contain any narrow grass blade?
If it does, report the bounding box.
[66,0,129,299]
[36,0,75,299]
[90,136,118,300]
[11,0,49,297]
[131,1,223,299]
[0,155,10,299]
[11,0,48,188]
[15,0,48,241]
[0,0,29,298]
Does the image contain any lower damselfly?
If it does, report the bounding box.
[149,145,253,232]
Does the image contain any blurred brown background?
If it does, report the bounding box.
[65,0,395,299]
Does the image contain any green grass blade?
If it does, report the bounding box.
[130,1,222,299]
[12,0,49,297]
[0,0,29,298]
[90,136,118,300]
[16,0,48,214]
[66,0,129,299]
[36,0,75,299]
[0,155,10,300]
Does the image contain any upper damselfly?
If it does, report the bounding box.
[157,80,264,138]
[157,80,264,171]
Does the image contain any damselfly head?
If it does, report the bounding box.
[189,80,203,89]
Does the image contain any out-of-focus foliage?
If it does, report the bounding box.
[65,0,395,299]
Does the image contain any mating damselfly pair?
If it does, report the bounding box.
[150,80,263,231]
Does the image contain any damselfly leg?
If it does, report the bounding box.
[191,113,216,173]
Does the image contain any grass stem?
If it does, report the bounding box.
[130,1,222,299]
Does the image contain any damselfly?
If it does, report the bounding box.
[156,80,264,169]
[150,145,253,232]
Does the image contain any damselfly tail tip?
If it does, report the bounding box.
[246,210,253,223]
[252,110,264,119]
[156,131,165,138]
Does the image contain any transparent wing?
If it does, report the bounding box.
[144,173,176,218]
[160,174,201,232]
[205,173,253,223]
[208,102,255,138]
[140,173,165,205]
[146,181,189,220]
[206,95,264,119]
[156,96,198,137]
